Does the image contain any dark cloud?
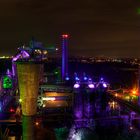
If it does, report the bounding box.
[0,0,140,57]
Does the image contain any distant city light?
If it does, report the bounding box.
[74,83,80,88]
[0,56,12,59]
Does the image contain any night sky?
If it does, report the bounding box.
[0,0,140,57]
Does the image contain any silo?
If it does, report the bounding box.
[16,61,42,140]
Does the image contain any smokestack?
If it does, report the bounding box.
[61,34,69,81]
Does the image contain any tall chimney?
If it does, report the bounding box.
[61,34,68,81]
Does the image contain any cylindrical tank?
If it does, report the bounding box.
[16,62,42,116]
[22,116,35,140]
[16,61,42,140]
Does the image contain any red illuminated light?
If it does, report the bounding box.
[10,108,15,113]
[62,34,69,38]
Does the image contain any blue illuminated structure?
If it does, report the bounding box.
[83,73,88,81]
[62,34,68,80]
[65,76,70,81]
[84,76,88,81]
[75,76,80,81]
[65,73,70,81]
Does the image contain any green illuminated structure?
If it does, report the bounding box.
[3,76,12,89]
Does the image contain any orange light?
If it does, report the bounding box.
[35,122,39,126]
[115,93,118,97]
[132,90,136,95]
[131,88,138,96]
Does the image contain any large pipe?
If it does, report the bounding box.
[16,61,42,140]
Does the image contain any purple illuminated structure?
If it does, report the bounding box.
[6,69,12,77]
[74,90,83,119]
[74,83,80,89]
[12,50,30,77]
[88,83,95,89]
[61,34,68,80]
[103,83,107,88]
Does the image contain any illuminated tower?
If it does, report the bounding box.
[16,61,42,140]
[61,34,69,80]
